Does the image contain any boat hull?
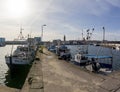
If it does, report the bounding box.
[6,63,31,71]
[5,55,33,72]
[5,55,33,64]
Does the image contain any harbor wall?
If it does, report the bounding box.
[20,50,43,92]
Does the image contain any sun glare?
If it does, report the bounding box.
[5,0,28,18]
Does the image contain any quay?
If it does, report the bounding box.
[2,47,120,92]
[0,86,19,92]
[20,48,120,92]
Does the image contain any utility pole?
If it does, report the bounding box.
[41,24,46,41]
[103,27,105,43]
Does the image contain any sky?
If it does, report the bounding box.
[0,0,120,41]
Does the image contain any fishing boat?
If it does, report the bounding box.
[57,45,71,61]
[72,28,113,70]
[84,55,113,72]
[73,52,113,72]
[48,45,56,52]
[5,45,34,67]
[72,28,94,65]
[72,45,89,66]
[5,27,35,71]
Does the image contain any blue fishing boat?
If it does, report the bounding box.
[57,45,71,61]
[84,54,113,72]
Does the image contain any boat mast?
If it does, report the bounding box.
[82,29,84,40]
[27,34,30,62]
[18,25,24,40]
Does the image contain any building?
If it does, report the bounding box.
[0,38,5,46]
[64,35,66,42]
[53,39,61,45]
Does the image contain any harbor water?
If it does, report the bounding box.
[0,46,10,85]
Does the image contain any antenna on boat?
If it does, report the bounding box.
[90,28,94,40]
[30,30,32,38]
[97,27,105,56]
[86,28,94,41]
[96,27,104,56]
[82,29,84,40]
[86,29,89,40]
[18,25,24,40]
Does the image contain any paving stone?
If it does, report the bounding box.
[116,88,120,92]
[44,84,72,92]
[29,88,44,92]
[100,78,120,91]
[30,82,43,89]
[29,70,43,76]
[111,73,120,80]
[95,87,109,92]
[0,86,19,92]
[32,76,43,83]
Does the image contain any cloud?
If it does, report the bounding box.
[46,0,111,16]
[93,29,120,41]
[44,31,63,41]
[106,30,120,41]
[105,0,120,8]
[0,0,120,41]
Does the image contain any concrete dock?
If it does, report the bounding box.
[0,86,19,92]
[1,48,120,92]
[20,48,120,92]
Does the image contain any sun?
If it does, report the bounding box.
[5,0,28,18]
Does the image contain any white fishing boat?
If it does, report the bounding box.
[5,27,35,71]
[5,45,34,67]
[73,28,94,65]
[71,52,89,66]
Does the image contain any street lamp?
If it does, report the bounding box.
[103,27,105,43]
[41,24,46,41]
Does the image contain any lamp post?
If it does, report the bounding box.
[103,27,105,43]
[41,24,46,41]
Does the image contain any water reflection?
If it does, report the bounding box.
[0,46,10,85]
[4,65,31,89]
